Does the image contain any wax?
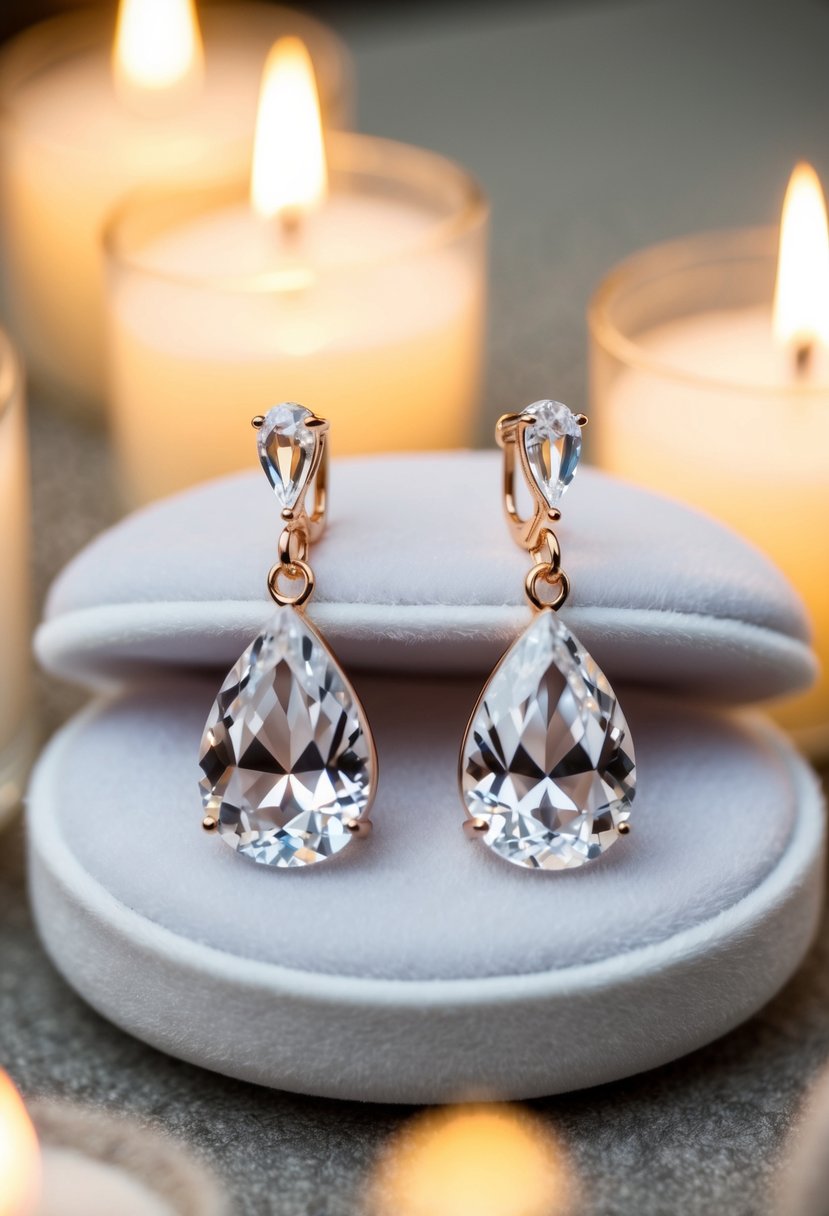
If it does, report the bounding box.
[595,303,829,746]
[0,4,350,413]
[106,151,487,504]
[36,1150,173,1216]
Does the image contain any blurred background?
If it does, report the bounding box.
[2,2,829,1214]
[10,0,829,727]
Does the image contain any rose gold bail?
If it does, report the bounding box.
[495,409,560,553]
[252,409,330,609]
[495,406,587,613]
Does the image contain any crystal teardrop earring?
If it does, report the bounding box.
[459,400,636,871]
[198,404,377,867]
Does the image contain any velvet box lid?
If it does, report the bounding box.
[36,451,814,704]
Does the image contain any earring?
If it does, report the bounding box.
[199,404,377,867]
[459,400,636,871]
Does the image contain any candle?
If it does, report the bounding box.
[0,329,32,831]
[104,38,488,506]
[0,1073,227,1216]
[778,1061,829,1216]
[589,164,829,753]
[0,1072,38,1216]
[0,1,352,416]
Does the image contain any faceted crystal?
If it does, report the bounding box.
[521,400,582,507]
[461,610,635,870]
[257,403,316,508]
[199,608,374,867]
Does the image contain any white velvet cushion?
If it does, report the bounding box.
[36,453,814,703]
[27,675,825,1101]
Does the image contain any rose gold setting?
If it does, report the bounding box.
[200,407,378,857]
[463,817,488,838]
[346,818,374,836]
[260,407,376,843]
[460,404,586,840]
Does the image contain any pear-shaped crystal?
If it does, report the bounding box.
[461,610,635,870]
[522,400,582,507]
[199,608,375,867]
[257,403,316,508]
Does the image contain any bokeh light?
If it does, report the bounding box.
[365,1103,575,1216]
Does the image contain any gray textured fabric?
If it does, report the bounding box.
[5,0,829,1212]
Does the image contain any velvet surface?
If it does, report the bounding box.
[26,677,824,1100]
[37,455,814,702]
[30,676,811,982]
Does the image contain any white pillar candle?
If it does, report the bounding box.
[104,41,488,505]
[0,330,32,829]
[0,2,351,416]
[590,167,829,751]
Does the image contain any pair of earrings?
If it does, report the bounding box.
[198,401,636,873]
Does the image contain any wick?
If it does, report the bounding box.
[279,208,302,245]
[794,339,814,379]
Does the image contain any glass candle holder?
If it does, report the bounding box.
[589,226,829,752]
[0,327,33,827]
[29,1098,230,1216]
[0,2,353,418]
[104,133,489,506]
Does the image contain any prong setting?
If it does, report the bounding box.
[464,817,488,838]
[346,818,373,836]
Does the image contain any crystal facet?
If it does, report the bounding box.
[199,608,375,867]
[257,403,316,509]
[461,610,635,870]
[521,400,582,507]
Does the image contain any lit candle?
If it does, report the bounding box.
[590,163,829,752]
[366,1104,573,1216]
[0,1072,39,1216]
[0,1072,226,1216]
[104,38,488,506]
[0,1,351,416]
[0,328,32,830]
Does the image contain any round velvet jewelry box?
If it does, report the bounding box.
[29,453,825,1103]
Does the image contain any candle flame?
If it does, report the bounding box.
[250,37,328,225]
[113,0,203,95]
[0,1072,39,1216]
[365,1104,573,1216]
[773,162,829,356]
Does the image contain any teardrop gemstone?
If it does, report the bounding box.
[257,403,316,509]
[199,608,375,867]
[460,610,635,870]
[521,400,582,507]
